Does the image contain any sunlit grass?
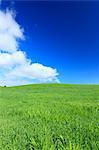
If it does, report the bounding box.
[0,84,99,149]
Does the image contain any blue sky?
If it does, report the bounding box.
[0,1,99,85]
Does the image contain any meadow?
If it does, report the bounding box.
[0,84,99,150]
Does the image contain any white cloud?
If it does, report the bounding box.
[0,10,24,53]
[0,51,27,67]
[0,9,59,86]
[8,63,58,80]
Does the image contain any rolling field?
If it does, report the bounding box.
[0,84,99,150]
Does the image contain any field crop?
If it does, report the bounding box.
[0,84,99,150]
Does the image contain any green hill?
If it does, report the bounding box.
[0,84,99,150]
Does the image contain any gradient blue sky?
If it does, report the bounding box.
[1,1,99,84]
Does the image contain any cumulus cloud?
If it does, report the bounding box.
[0,9,59,86]
[0,51,27,67]
[8,63,58,80]
[0,10,24,53]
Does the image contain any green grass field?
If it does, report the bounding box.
[0,84,99,150]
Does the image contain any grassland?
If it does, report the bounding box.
[0,84,99,150]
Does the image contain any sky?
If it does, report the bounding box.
[0,1,98,86]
